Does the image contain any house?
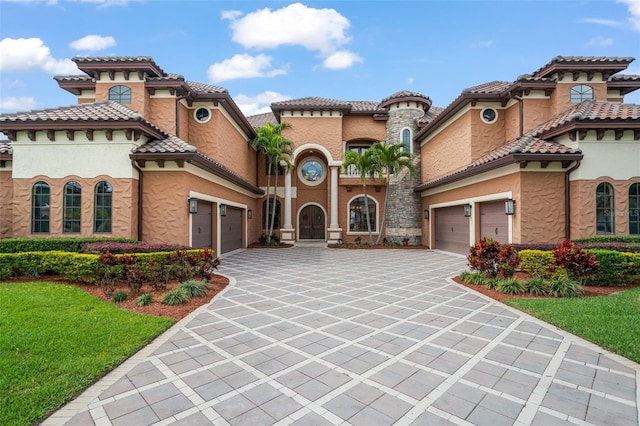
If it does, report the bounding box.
[0,55,638,255]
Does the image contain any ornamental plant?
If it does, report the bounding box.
[552,240,597,285]
[468,237,520,278]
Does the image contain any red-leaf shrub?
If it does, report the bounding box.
[468,237,520,278]
[552,240,598,284]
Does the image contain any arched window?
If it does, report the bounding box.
[94,181,112,233]
[570,85,593,103]
[63,181,81,233]
[349,196,377,232]
[31,181,50,233]
[629,183,640,235]
[108,85,131,104]
[263,199,281,230]
[401,128,412,153]
[596,182,615,234]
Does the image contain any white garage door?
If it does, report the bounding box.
[434,205,471,255]
[480,201,509,244]
[220,206,243,254]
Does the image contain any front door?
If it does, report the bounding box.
[299,205,325,239]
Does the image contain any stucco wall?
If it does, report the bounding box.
[95,81,147,115]
[9,176,137,239]
[519,172,566,243]
[470,107,506,160]
[0,169,13,238]
[147,97,177,135]
[342,115,386,143]
[550,80,608,117]
[421,113,471,181]
[281,116,344,161]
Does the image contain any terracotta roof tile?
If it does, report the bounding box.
[0,101,146,123]
[462,81,511,94]
[531,56,634,78]
[54,75,94,82]
[133,135,197,154]
[609,74,640,82]
[247,112,277,128]
[186,81,228,94]
[380,90,431,104]
[271,96,383,113]
[0,140,11,155]
[416,106,444,127]
[147,73,185,82]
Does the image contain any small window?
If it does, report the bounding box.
[94,181,112,233]
[349,196,377,232]
[630,183,640,235]
[596,182,615,235]
[263,199,281,230]
[480,107,498,124]
[63,181,82,233]
[108,85,131,104]
[401,128,411,153]
[570,85,593,103]
[194,107,211,123]
[31,181,50,233]
[298,158,326,186]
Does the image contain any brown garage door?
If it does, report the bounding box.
[191,201,212,248]
[434,205,471,255]
[480,201,508,244]
[221,206,243,254]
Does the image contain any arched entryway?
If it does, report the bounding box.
[298,204,326,240]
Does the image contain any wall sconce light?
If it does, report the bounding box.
[220,204,227,216]
[188,197,198,214]
[505,198,516,215]
[463,204,472,217]
[247,209,253,219]
[346,185,353,192]
[424,209,429,219]
[375,185,381,192]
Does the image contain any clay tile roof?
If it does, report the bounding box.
[147,73,185,82]
[133,135,197,154]
[186,81,228,94]
[0,140,11,155]
[416,106,444,127]
[462,81,511,94]
[531,56,634,78]
[247,112,278,128]
[54,75,94,82]
[610,74,640,82]
[0,100,147,123]
[379,90,432,107]
[271,96,384,113]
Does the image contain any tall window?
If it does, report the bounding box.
[630,183,640,235]
[263,199,281,230]
[94,181,113,233]
[570,85,593,103]
[401,128,411,153]
[596,182,615,234]
[349,196,376,232]
[31,181,50,233]
[63,181,82,233]
[108,85,131,104]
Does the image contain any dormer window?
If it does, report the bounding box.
[108,85,131,104]
[570,85,593,103]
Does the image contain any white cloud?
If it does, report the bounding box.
[617,0,640,31]
[323,50,363,70]
[235,91,291,116]
[0,96,36,111]
[407,77,415,85]
[579,18,625,28]
[221,9,242,20]
[70,35,116,51]
[207,53,287,83]
[1,79,26,89]
[587,36,614,46]
[0,38,80,74]
[471,40,493,48]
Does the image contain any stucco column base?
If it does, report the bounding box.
[280,228,296,244]
[327,227,343,244]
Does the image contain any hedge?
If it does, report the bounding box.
[574,236,640,244]
[82,242,190,254]
[518,250,554,279]
[0,238,137,254]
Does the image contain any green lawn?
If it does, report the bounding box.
[0,282,175,426]
[505,287,640,363]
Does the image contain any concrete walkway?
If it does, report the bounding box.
[46,248,640,425]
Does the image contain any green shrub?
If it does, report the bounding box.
[588,249,639,286]
[519,250,554,279]
[524,277,548,295]
[111,291,128,303]
[0,237,136,253]
[497,278,524,295]
[136,293,153,307]
[485,278,501,290]
[548,276,583,298]
[162,287,189,306]
[574,235,640,244]
[461,272,486,285]
[179,279,210,297]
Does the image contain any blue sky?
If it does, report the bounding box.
[1,0,639,117]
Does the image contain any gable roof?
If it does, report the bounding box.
[247,112,278,128]
[531,56,634,79]
[271,96,387,115]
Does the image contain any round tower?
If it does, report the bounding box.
[379,90,431,245]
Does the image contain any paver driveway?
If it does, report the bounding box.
[49,248,639,425]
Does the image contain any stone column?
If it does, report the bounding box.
[280,171,295,243]
[327,165,343,243]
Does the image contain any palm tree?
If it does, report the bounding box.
[342,148,381,245]
[250,122,294,243]
[370,141,415,245]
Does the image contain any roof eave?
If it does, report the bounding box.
[0,120,167,141]
[191,93,256,138]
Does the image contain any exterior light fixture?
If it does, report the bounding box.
[505,198,516,215]
[220,204,227,216]
[188,197,198,214]
[247,209,253,219]
[424,209,429,219]
[346,185,353,192]
[463,204,472,217]
[375,185,381,192]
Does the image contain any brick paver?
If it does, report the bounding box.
[44,247,640,425]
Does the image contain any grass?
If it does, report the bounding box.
[505,287,640,363]
[0,282,175,426]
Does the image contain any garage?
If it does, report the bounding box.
[220,206,243,254]
[191,201,212,249]
[434,205,471,255]
[479,201,509,244]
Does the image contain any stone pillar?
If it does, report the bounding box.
[280,171,295,243]
[327,165,343,243]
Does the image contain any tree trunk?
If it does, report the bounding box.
[269,166,279,240]
[363,185,374,245]
[265,164,272,243]
[375,174,390,245]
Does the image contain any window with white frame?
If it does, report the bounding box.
[63,181,82,233]
[94,181,113,233]
[349,196,376,232]
[31,181,50,233]
[570,85,593,103]
[108,85,132,104]
[401,128,411,153]
[596,182,614,234]
[629,183,640,235]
